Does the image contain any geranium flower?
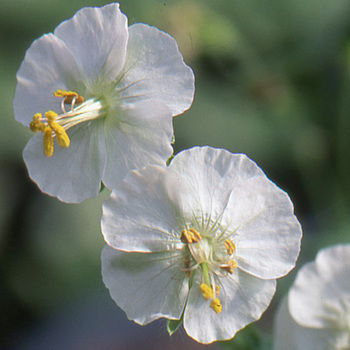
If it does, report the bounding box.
[101,146,302,344]
[13,3,194,203]
[274,244,350,350]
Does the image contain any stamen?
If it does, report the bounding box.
[181,228,202,243]
[45,111,70,149]
[45,111,70,148]
[53,89,84,104]
[29,113,44,132]
[43,126,54,157]
[210,298,222,314]
[28,89,106,157]
[200,283,214,300]
[222,260,238,274]
[224,239,235,255]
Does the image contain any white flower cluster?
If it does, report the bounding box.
[14,3,303,344]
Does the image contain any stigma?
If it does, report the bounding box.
[29,90,105,157]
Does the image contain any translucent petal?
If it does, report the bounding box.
[102,164,182,253]
[101,245,188,325]
[54,3,128,86]
[117,23,194,116]
[289,244,350,329]
[102,100,174,194]
[273,296,339,350]
[184,269,276,344]
[23,120,106,203]
[13,33,82,126]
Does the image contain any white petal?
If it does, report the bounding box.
[232,177,302,279]
[273,296,338,350]
[54,3,128,86]
[167,146,301,279]
[118,23,194,116]
[13,33,82,126]
[101,245,188,325]
[289,244,350,329]
[183,270,276,344]
[102,100,174,191]
[102,164,182,253]
[164,147,250,228]
[23,121,106,203]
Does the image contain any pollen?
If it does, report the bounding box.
[210,298,222,314]
[224,239,235,255]
[200,283,214,300]
[53,89,84,104]
[181,228,202,244]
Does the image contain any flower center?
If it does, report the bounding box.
[29,90,107,157]
[181,228,238,314]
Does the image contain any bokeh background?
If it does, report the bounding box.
[1,0,350,349]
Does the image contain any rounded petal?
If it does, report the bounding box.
[232,177,302,279]
[289,244,350,329]
[117,23,195,116]
[23,121,106,203]
[167,147,302,279]
[13,33,83,126]
[101,245,188,325]
[102,100,174,192]
[54,3,128,85]
[102,164,182,253]
[273,297,338,350]
[184,270,276,344]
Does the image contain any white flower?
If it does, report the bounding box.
[13,3,194,203]
[274,244,350,350]
[101,146,302,344]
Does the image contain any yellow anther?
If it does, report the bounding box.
[200,283,214,300]
[29,113,44,132]
[43,126,54,157]
[50,123,70,148]
[189,228,202,241]
[45,110,58,122]
[224,239,235,256]
[181,228,202,244]
[53,89,84,104]
[223,260,238,274]
[45,110,70,148]
[210,298,222,314]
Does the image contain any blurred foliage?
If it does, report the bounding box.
[219,324,272,350]
[1,0,350,349]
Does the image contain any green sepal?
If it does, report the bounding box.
[167,268,195,336]
[166,314,183,336]
[166,154,174,166]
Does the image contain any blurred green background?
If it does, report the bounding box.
[1,0,350,349]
